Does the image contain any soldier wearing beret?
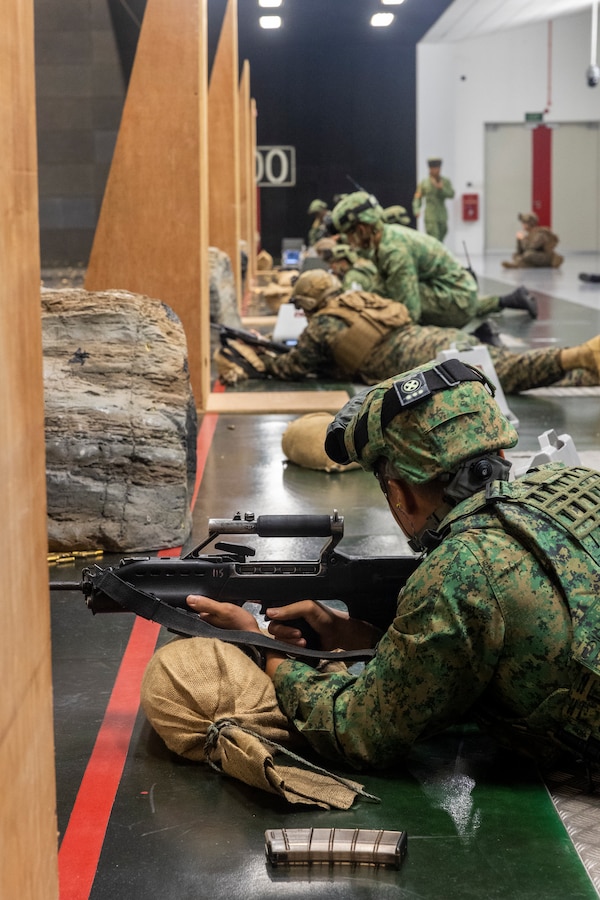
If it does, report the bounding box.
[412,157,455,242]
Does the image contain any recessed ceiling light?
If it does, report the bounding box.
[371,13,395,27]
[381,0,405,5]
[259,0,282,7]
[259,15,282,29]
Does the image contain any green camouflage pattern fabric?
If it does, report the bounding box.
[262,290,596,391]
[273,463,600,769]
[339,363,518,482]
[412,175,455,242]
[339,258,385,295]
[331,191,385,231]
[374,224,478,326]
[383,205,411,226]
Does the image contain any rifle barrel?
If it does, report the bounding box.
[50,581,83,591]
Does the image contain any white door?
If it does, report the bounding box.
[484,123,531,252]
[485,121,600,253]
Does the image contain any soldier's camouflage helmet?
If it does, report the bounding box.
[325,360,518,484]
[519,212,539,227]
[308,199,328,215]
[328,244,358,264]
[313,237,338,259]
[291,270,341,313]
[427,157,442,167]
[331,191,385,233]
[383,205,411,226]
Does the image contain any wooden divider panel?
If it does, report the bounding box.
[85,0,210,409]
[239,60,253,293]
[208,0,242,306]
[0,1,59,896]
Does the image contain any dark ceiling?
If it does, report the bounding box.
[112,0,455,255]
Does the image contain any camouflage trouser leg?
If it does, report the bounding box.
[475,294,502,316]
[424,213,447,242]
[418,284,479,328]
[488,346,568,393]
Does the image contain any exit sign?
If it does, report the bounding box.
[525,112,544,123]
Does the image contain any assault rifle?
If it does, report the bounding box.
[211,323,291,355]
[50,511,419,662]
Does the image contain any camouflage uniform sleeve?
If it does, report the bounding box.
[377,235,422,322]
[441,177,455,199]
[262,316,345,380]
[273,539,504,769]
[412,180,424,217]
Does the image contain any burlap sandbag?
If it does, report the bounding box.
[282,413,361,472]
[140,637,375,809]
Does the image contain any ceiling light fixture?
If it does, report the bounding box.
[259,0,282,7]
[381,0,405,5]
[259,15,282,29]
[371,13,395,27]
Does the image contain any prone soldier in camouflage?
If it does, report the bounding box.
[250,269,600,393]
[267,362,600,768]
[331,192,538,327]
[412,157,455,242]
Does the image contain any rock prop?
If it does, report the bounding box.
[209,246,243,330]
[42,288,197,552]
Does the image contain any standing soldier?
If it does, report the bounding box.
[413,157,455,242]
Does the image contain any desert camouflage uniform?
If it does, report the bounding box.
[412,175,455,242]
[512,226,562,268]
[262,291,593,392]
[274,463,600,769]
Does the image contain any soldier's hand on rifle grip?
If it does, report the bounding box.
[266,601,381,652]
[186,596,260,633]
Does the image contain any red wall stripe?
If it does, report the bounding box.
[532,125,552,227]
[58,386,223,898]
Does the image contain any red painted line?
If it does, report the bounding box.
[58,617,161,899]
[58,388,222,898]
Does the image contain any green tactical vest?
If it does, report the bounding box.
[442,463,600,761]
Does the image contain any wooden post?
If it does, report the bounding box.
[85,0,210,411]
[208,0,242,306]
[0,2,59,896]
[239,60,254,296]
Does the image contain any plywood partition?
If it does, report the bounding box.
[246,93,258,284]
[1,2,59,896]
[239,59,253,293]
[251,97,259,264]
[208,0,242,305]
[85,0,210,410]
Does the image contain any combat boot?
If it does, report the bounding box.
[471,319,504,348]
[578,273,600,283]
[498,286,538,318]
[560,335,600,380]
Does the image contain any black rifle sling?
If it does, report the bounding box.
[94,570,376,664]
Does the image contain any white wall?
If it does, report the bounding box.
[417,10,600,256]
